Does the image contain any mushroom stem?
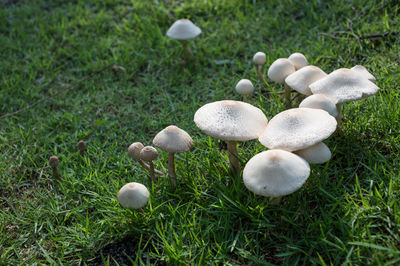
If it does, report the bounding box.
[138,160,164,176]
[181,40,192,59]
[242,95,248,103]
[336,103,343,128]
[52,167,59,179]
[269,196,282,205]
[168,152,177,187]
[284,83,291,108]
[148,161,157,184]
[256,65,269,88]
[226,140,240,174]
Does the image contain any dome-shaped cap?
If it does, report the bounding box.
[235,79,254,96]
[253,52,266,65]
[49,156,59,167]
[194,100,268,141]
[285,66,327,95]
[351,65,376,83]
[153,125,193,153]
[294,142,331,164]
[259,108,337,152]
[288,52,308,70]
[118,182,149,209]
[166,19,201,40]
[299,94,338,118]
[243,150,310,197]
[309,68,380,104]
[139,146,158,161]
[267,58,296,83]
[128,142,144,160]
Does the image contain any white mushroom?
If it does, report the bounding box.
[118,182,149,209]
[235,79,254,102]
[128,142,164,176]
[294,142,332,164]
[267,58,296,107]
[139,146,159,183]
[166,19,201,59]
[285,66,327,96]
[351,65,376,83]
[288,52,308,70]
[299,94,338,118]
[253,52,268,86]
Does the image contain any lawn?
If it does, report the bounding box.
[1,0,400,264]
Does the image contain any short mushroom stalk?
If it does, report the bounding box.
[283,83,292,108]
[226,141,240,174]
[128,142,164,176]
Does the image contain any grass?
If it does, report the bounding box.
[0,0,399,264]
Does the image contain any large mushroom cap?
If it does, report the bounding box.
[166,19,201,40]
[351,65,376,83]
[288,52,308,70]
[259,108,337,152]
[194,100,268,141]
[253,52,266,65]
[118,182,149,209]
[309,68,380,104]
[299,94,338,118]
[235,79,254,96]
[285,66,327,95]
[243,150,310,197]
[153,125,193,153]
[294,142,331,164]
[267,58,296,83]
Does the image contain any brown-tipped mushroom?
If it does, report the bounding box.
[49,155,60,178]
[153,125,193,187]
[139,146,158,184]
[77,140,87,156]
[128,142,164,175]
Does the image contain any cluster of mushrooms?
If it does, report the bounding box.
[116,19,380,210]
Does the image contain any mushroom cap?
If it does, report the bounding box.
[253,52,266,65]
[309,68,380,104]
[118,182,149,209]
[243,150,310,197]
[285,66,327,95]
[235,79,254,96]
[128,142,144,160]
[294,142,331,164]
[49,156,59,167]
[166,19,201,40]
[194,100,268,142]
[139,146,158,161]
[288,52,308,70]
[351,65,376,83]
[77,140,87,151]
[267,58,296,83]
[299,94,338,118]
[153,125,193,153]
[259,108,337,152]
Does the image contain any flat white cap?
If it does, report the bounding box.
[139,146,158,161]
[285,66,327,95]
[259,108,337,152]
[267,58,296,83]
[153,125,193,153]
[288,52,308,70]
[243,150,310,197]
[118,182,149,209]
[194,100,268,141]
[166,19,201,40]
[309,68,380,104]
[294,142,331,164]
[299,94,338,118]
[351,65,376,83]
[253,52,266,65]
[235,79,254,96]
[128,142,144,160]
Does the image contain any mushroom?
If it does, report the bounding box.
[139,146,159,184]
[258,108,337,152]
[77,140,87,156]
[166,19,201,59]
[49,155,60,178]
[194,100,268,174]
[128,142,164,176]
[253,52,268,86]
[285,66,327,96]
[235,79,254,102]
[267,58,296,107]
[294,142,331,164]
[299,94,338,118]
[288,52,308,70]
[351,65,376,83]
[118,182,149,209]
[243,150,310,198]
[153,125,193,187]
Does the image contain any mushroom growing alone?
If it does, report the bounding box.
[235,79,254,102]
[49,155,60,178]
[194,100,268,174]
[166,19,201,59]
[77,140,87,156]
[253,52,268,86]
[118,182,149,209]
[153,125,193,187]
[139,146,159,184]
[128,142,164,176]
[267,58,296,107]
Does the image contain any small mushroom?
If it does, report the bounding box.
[267,58,296,107]
[128,142,164,176]
[118,182,149,209]
[285,66,327,96]
[166,19,201,59]
[139,146,158,184]
[153,125,193,187]
[235,79,254,102]
[299,94,338,118]
[288,52,308,70]
[294,142,332,164]
[253,52,268,86]
[49,155,60,178]
[77,140,87,156]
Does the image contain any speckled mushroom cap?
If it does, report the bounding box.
[118,182,149,209]
[285,66,327,95]
[128,142,144,160]
[243,150,310,197]
[267,58,296,83]
[235,79,254,96]
[253,52,266,65]
[166,19,201,40]
[259,108,337,152]
[288,52,308,70]
[299,94,338,118]
[309,68,380,104]
[294,142,331,164]
[139,146,158,161]
[194,100,268,141]
[351,65,376,83]
[153,125,193,153]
